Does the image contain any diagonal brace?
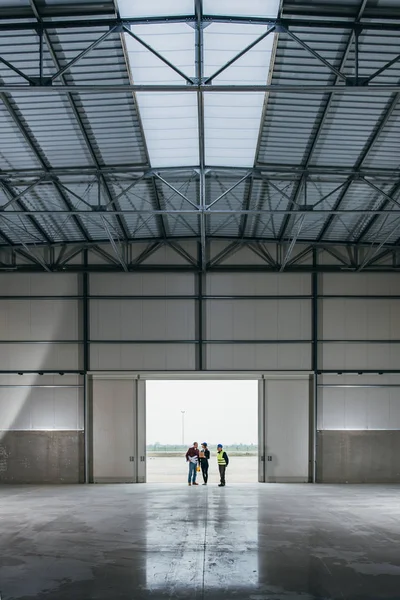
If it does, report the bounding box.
[204,26,276,84]
[51,27,118,82]
[123,26,194,84]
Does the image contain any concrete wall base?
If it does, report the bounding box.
[317,430,400,483]
[0,431,84,484]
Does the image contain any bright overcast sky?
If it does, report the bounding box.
[146,380,258,445]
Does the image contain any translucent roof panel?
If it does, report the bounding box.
[123,22,198,167]
[203,0,280,18]
[135,92,199,167]
[205,92,266,167]
[203,22,277,167]
[120,3,279,169]
[117,0,194,18]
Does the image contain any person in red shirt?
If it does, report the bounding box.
[185,442,200,486]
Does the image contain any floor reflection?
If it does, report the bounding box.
[2,484,400,599]
[144,485,259,595]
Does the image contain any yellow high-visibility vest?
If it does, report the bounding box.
[217,450,226,465]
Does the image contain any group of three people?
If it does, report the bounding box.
[186,442,229,487]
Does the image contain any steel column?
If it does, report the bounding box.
[197,242,204,371]
[311,249,318,483]
[83,249,90,483]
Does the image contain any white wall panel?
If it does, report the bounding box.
[0,385,83,431]
[92,379,136,483]
[90,299,195,340]
[206,273,311,296]
[0,273,79,296]
[89,273,195,296]
[0,343,82,370]
[206,299,311,340]
[321,299,400,340]
[206,343,311,370]
[90,343,196,370]
[0,300,80,341]
[320,342,400,370]
[321,374,400,386]
[0,374,81,386]
[321,273,400,296]
[318,386,400,430]
[143,243,197,266]
[264,379,310,482]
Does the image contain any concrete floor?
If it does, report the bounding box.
[1,484,400,600]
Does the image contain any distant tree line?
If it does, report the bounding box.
[147,443,258,453]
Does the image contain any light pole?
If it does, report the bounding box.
[181,410,185,446]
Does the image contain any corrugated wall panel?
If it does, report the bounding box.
[321,273,400,295]
[90,343,196,370]
[89,273,195,296]
[318,387,400,430]
[206,299,311,340]
[90,299,196,341]
[0,299,81,341]
[321,299,400,340]
[0,374,83,430]
[206,343,311,370]
[206,273,311,296]
[0,343,82,370]
[320,342,400,371]
[0,387,83,431]
[0,273,79,296]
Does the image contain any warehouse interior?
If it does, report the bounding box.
[1,0,400,598]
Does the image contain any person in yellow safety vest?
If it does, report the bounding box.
[216,444,229,487]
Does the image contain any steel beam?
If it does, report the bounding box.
[154,174,198,209]
[318,92,400,242]
[2,237,399,253]
[1,84,400,94]
[280,214,306,272]
[1,16,400,31]
[100,215,128,271]
[5,208,400,216]
[123,26,194,84]
[204,25,276,84]
[279,0,367,241]
[207,173,252,209]
[283,28,347,82]
[1,165,399,179]
[51,27,117,82]
[358,217,400,271]
[27,0,130,241]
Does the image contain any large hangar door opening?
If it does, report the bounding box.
[146,380,258,484]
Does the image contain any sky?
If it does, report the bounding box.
[146,380,258,445]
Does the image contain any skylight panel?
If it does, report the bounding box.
[117,0,194,18]
[123,22,199,166]
[204,22,275,166]
[119,1,279,169]
[203,0,280,18]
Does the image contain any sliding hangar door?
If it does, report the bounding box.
[1,266,400,484]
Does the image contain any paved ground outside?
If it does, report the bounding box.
[147,455,258,483]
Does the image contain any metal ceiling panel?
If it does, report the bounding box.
[0,0,400,261]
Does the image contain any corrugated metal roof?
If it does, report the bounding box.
[0,0,400,253]
[255,0,400,246]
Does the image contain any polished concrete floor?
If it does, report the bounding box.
[1,484,400,599]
